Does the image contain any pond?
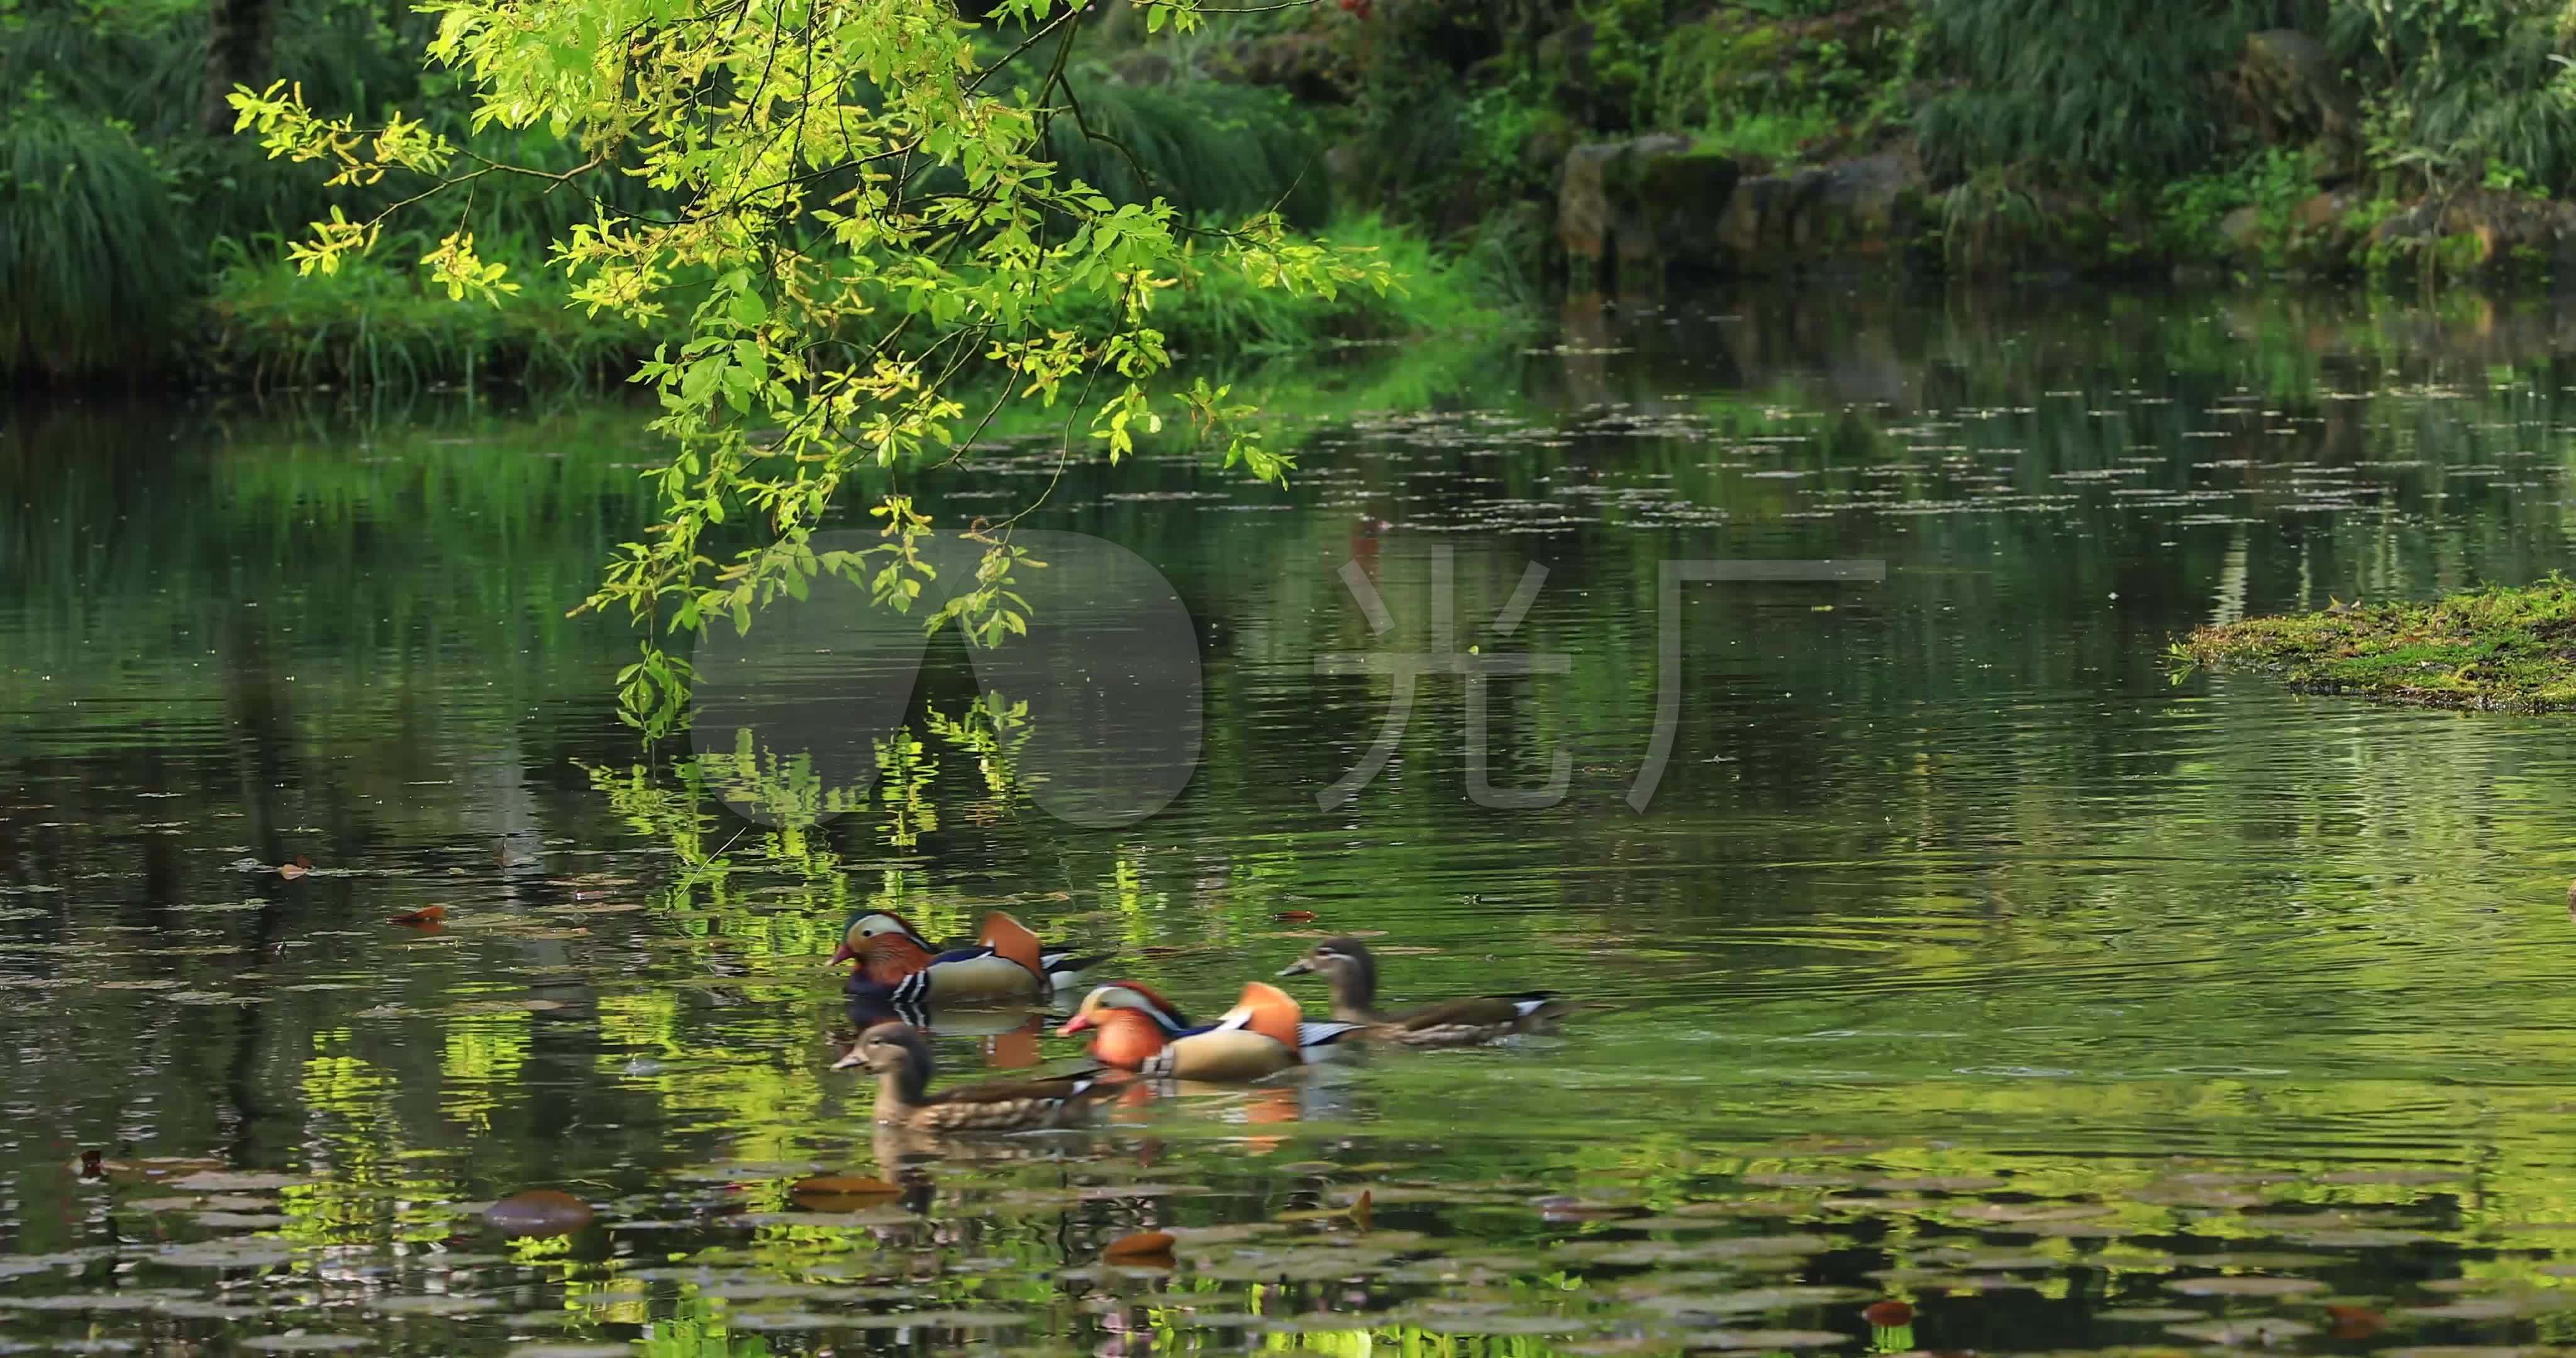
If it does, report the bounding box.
[6,283,2576,1356]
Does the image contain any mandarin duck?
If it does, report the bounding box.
[830,1022,1117,1131]
[1277,937,1568,1045]
[1057,981,1361,1080]
[831,908,1110,1005]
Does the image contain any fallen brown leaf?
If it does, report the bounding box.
[1103,1230,1177,1263]
[390,905,447,927]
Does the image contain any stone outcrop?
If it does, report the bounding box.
[2228,30,2362,179]
[1558,139,1925,282]
[2367,189,2576,270]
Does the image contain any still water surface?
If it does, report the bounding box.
[5,285,2576,1355]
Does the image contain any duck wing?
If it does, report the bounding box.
[1298,1020,1368,1048]
[1387,993,1565,1032]
[924,1069,1114,1108]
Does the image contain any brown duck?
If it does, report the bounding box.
[1277,937,1569,1046]
[832,1022,1117,1131]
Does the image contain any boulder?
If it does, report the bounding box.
[1226,33,1347,102]
[1559,139,1926,280]
[1716,150,1927,272]
[2368,189,2576,273]
[2230,30,2362,178]
[2218,206,2265,254]
[1557,135,1704,281]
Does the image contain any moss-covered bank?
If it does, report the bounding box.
[2181,577,2576,712]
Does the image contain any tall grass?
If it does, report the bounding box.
[2328,0,2576,194]
[204,243,674,392]
[1045,77,1330,225]
[0,109,192,378]
[1916,0,2309,181]
[1040,213,1529,356]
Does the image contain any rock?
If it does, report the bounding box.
[1616,136,1735,272]
[1557,142,1626,270]
[2218,205,2265,253]
[2368,189,2576,272]
[1226,33,1346,102]
[2231,30,2362,178]
[1108,50,1175,87]
[1717,150,1928,273]
[1559,140,1926,281]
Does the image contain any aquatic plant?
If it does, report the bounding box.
[2180,572,2576,710]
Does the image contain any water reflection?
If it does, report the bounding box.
[9,288,2576,1352]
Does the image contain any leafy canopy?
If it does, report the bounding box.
[228,0,1391,733]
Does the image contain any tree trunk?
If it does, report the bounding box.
[202,0,277,136]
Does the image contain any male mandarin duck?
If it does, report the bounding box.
[1277,937,1568,1046]
[830,1021,1117,1131]
[1057,981,1362,1080]
[830,908,1110,1005]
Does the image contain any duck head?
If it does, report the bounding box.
[1276,937,1377,1007]
[1057,981,1193,1034]
[829,910,936,968]
[1057,983,1186,1070]
[833,1021,933,1105]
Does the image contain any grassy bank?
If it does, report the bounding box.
[2180,577,2576,711]
[188,211,1525,394]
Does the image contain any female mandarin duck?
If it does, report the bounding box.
[830,908,1110,1005]
[1057,981,1362,1079]
[831,1021,1116,1131]
[1277,937,1568,1046]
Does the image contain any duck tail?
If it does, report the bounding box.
[1509,992,1572,1022]
[1041,951,1115,986]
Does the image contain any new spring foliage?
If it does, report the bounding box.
[228,0,1396,732]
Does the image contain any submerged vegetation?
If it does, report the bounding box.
[2182,575,2576,711]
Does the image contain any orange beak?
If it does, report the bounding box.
[828,941,853,967]
[1057,1015,1095,1036]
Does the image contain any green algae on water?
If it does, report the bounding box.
[2179,575,2576,710]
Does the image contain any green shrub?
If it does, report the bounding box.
[1917,0,2294,182]
[2334,0,2576,196]
[203,242,671,390]
[1042,77,1328,225]
[0,108,191,377]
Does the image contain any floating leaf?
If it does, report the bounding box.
[2163,1319,2319,1345]
[484,1190,593,1239]
[1681,1328,1853,1349]
[1863,1301,1914,1327]
[789,1174,900,1211]
[2401,1298,2547,1320]
[1104,1231,1177,1263]
[389,906,447,926]
[167,1171,308,1193]
[2166,1276,2326,1297]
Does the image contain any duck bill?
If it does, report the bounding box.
[1056,1015,1095,1037]
[1275,959,1313,977]
[830,1046,868,1070]
[828,941,854,968]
